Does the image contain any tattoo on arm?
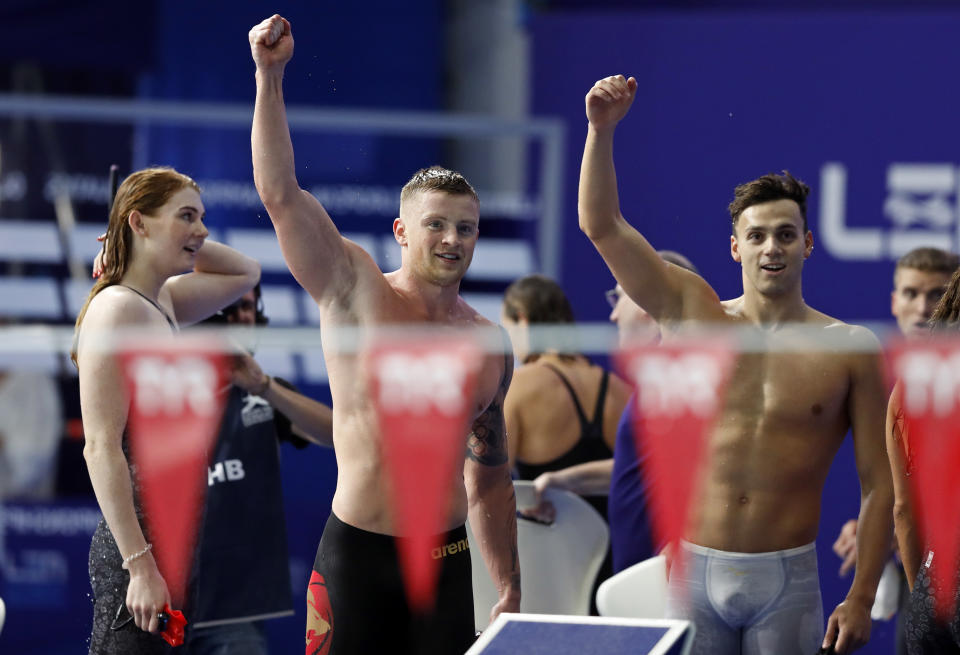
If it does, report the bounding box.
[466,350,514,466]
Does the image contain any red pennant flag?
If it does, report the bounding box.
[616,339,735,562]
[366,335,483,612]
[888,337,960,620]
[119,337,228,607]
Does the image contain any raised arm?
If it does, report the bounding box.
[885,383,922,589]
[249,15,356,304]
[162,240,260,326]
[464,352,521,624]
[578,75,719,323]
[823,339,895,654]
[77,297,170,634]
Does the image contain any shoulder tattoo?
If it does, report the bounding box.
[466,347,514,467]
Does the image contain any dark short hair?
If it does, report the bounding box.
[502,274,578,362]
[400,166,478,205]
[203,283,268,326]
[502,274,575,324]
[729,170,810,233]
[894,247,960,279]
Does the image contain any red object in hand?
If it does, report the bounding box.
[158,604,187,647]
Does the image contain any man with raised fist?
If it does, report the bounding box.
[578,74,893,654]
[248,15,519,655]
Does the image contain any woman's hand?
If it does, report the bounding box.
[124,553,171,633]
[92,233,107,278]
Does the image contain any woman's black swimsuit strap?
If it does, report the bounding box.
[119,285,178,332]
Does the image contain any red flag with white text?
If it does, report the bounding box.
[119,338,228,607]
[888,337,960,620]
[367,335,483,612]
[617,340,735,558]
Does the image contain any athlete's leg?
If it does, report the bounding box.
[741,544,823,655]
[665,542,741,655]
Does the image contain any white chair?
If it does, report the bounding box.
[595,554,668,619]
[467,480,609,630]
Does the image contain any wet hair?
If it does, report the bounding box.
[728,170,809,234]
[400,166,478,206]
[72,167,201,365]
[930,268,960,329]
[502,274,578,363]
[894,247,959,279]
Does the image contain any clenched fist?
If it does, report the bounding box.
[585,75,638,131]
[249,14,293,72]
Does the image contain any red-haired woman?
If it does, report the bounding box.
[74,167,259,653]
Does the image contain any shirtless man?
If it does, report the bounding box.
[578,75,894,655]
[248,15,519,654]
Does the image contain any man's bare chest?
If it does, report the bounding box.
[723,351,851,427]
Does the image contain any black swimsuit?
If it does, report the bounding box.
[309,513,475,655]
[513,364,614,614]
[514,364,613,520]
[904,547,960,654]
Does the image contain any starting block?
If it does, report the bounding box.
[466,613,695,655]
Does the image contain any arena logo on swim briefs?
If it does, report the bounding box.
[820,162,960,260]
[431,538,470,560]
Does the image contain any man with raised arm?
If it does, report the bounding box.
[578,75,893,655]
[248,15,519,655]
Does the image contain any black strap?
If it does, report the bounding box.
[590,369,610,432]
[119,285,178,332]
[542,364,609,439]
[542,363,591,431]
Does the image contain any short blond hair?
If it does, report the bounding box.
[400,166,478,205]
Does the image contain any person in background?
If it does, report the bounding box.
[887,266,960,654]
[500,274,632,612]
[184,284,332,654]
[511,250,698,577]
[834,246,959,655]
[607,250,699,573]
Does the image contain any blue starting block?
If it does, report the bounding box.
[466,613,695,655]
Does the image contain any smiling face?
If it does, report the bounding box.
[891,267,953,338]
[730,198,813,298]
[394,189,479,287]
[134,186,209,275]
